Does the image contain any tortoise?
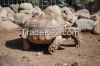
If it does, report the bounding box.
[20,10,82,54]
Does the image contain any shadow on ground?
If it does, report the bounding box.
[6,38,23,50]
[5,38,76,54]
[5,38,50,54]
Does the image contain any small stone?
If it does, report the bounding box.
[2,14,14,22]
[93,22,100,34]
[0,6,3,10]
[20,10,33,14]
[10,4,19,13]
[63,63,69,66]
[33,6,42,13]
[32,6,42,18]
[20,3,33,10]
[0,7,15,22]
[0,8,8,18]
[15,13,32,26]
[94,21,100,25]
[75,19,95,31]
[90,14,100,21]
[96,10,100,16]
[61,7,77,24]
[4,7,15,16]
[0,21,20,33]
[76,9,90,19]
[61,7,75,15]
[36,52,43,56]
[63,13,78,24]
[44,5,61,15]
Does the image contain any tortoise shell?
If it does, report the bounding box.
[23,12,66,44]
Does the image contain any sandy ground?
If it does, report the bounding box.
[0,32,100,66]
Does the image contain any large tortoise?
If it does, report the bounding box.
[20,10,82,54]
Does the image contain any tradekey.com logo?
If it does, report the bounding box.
[21,28,80,36]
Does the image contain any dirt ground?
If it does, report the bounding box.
[0,32,100,66]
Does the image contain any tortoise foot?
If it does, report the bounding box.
[48,44,60,54]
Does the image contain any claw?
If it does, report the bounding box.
[48,44,60,54]
[76,44,80,48]
[48,46,56,54]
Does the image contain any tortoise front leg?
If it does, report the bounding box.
[48,36,63,54]
[71,35,82,47]
[62,27,82,47]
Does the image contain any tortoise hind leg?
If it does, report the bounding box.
[20,33,30,51]
[22,39,30,51]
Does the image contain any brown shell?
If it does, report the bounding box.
[24,13,66,44]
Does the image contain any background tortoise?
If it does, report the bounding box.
[21,8,82,54]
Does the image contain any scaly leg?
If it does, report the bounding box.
[20,33,30,51]
[48,36,63,54]
[62,27,82,47]
[71,35,82,47]
[22,38,30,50]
